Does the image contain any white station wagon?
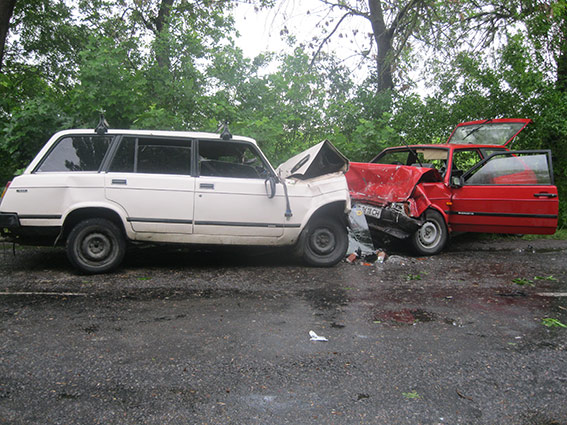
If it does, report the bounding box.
[0,124,350,273]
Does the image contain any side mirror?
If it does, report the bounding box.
[450,176,463,188]
[265,176,277,199]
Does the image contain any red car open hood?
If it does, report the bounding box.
[447,118,531,147]
[346,162,441,205]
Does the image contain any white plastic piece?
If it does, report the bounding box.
[309,330,328,342]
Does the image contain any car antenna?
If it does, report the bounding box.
[219,121,232,140]
[95,110,109,135]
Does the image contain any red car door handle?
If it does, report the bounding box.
[533,193,557,198]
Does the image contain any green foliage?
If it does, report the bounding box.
[0,0,566,233]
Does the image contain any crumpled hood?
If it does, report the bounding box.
[346,162,441,205]
[276,140,349,179]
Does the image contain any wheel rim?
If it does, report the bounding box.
[78,231,117,265]
[309,227,336,255]
[417,220,441,248]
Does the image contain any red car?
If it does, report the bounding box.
[346,118,559,255]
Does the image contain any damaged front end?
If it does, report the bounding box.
[346,163,441,240]
[357,201,422,239]
[276,140,349,179]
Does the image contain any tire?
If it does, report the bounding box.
[299,216,348,267]
[410,209,448,256]
[66,218,126,274]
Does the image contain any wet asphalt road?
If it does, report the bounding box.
[0,236,566,425]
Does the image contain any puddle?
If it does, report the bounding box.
[244,394,294,412]
[373,308,438,325]
[302,287,349,311]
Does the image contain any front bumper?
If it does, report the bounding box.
[356,203,421,239]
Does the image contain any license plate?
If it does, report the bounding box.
[359,204,382,219]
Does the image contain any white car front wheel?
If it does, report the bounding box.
[299,216,348,267]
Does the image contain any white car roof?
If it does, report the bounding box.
[51,129,259,145]
[23,129,261,174]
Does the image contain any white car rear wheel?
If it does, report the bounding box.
[66,218,126,274]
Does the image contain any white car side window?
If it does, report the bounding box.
[109,137,192,175]
[199,140,270,179]
[36,136,113,172]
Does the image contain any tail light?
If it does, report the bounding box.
[0,181,11,205]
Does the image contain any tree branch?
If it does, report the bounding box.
[318,0,369,19]
[389,0,425,39]
[310,12,352,69]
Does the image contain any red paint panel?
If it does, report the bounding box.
[449,185,558,234]
[346,163,441,206]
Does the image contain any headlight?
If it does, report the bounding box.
[390,202,410,216]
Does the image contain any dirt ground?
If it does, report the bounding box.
[0,235,566,424]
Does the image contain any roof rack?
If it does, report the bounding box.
[95,111,109,135]
[219,121,232,140]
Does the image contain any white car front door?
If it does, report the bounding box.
[193,140,291,237]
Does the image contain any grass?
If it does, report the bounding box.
[542,318,567,328]
[455,229,567,243]
[402,391,421,399]
[521,228,567,240]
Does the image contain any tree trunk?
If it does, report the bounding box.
[0,0,17,72]
[556,14,567,93]
[154,0,174,69]
[368,0,394,92]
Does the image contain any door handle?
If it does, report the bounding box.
[200,183,215,189]
[533,193,557,198]
[112,179,127,185]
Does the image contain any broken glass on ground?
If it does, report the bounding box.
[347,206,375,255]
[346,206,387,264]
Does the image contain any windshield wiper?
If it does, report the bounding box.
[405,143,423,167]
[463,118,493,140]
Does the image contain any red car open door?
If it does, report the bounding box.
[448,150,558,235]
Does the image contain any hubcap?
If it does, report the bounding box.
[418,221,440,247]
[310,227,336,255]
[81,232,112,262]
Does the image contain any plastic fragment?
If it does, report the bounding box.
[309,330,328,342]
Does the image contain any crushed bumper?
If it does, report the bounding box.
[355,203,421,239]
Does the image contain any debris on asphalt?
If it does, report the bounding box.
[346,253,358,264]
[309,330,328,342]
[456,389,473,401]
[536,292,567,297]
[345,248,388,265]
